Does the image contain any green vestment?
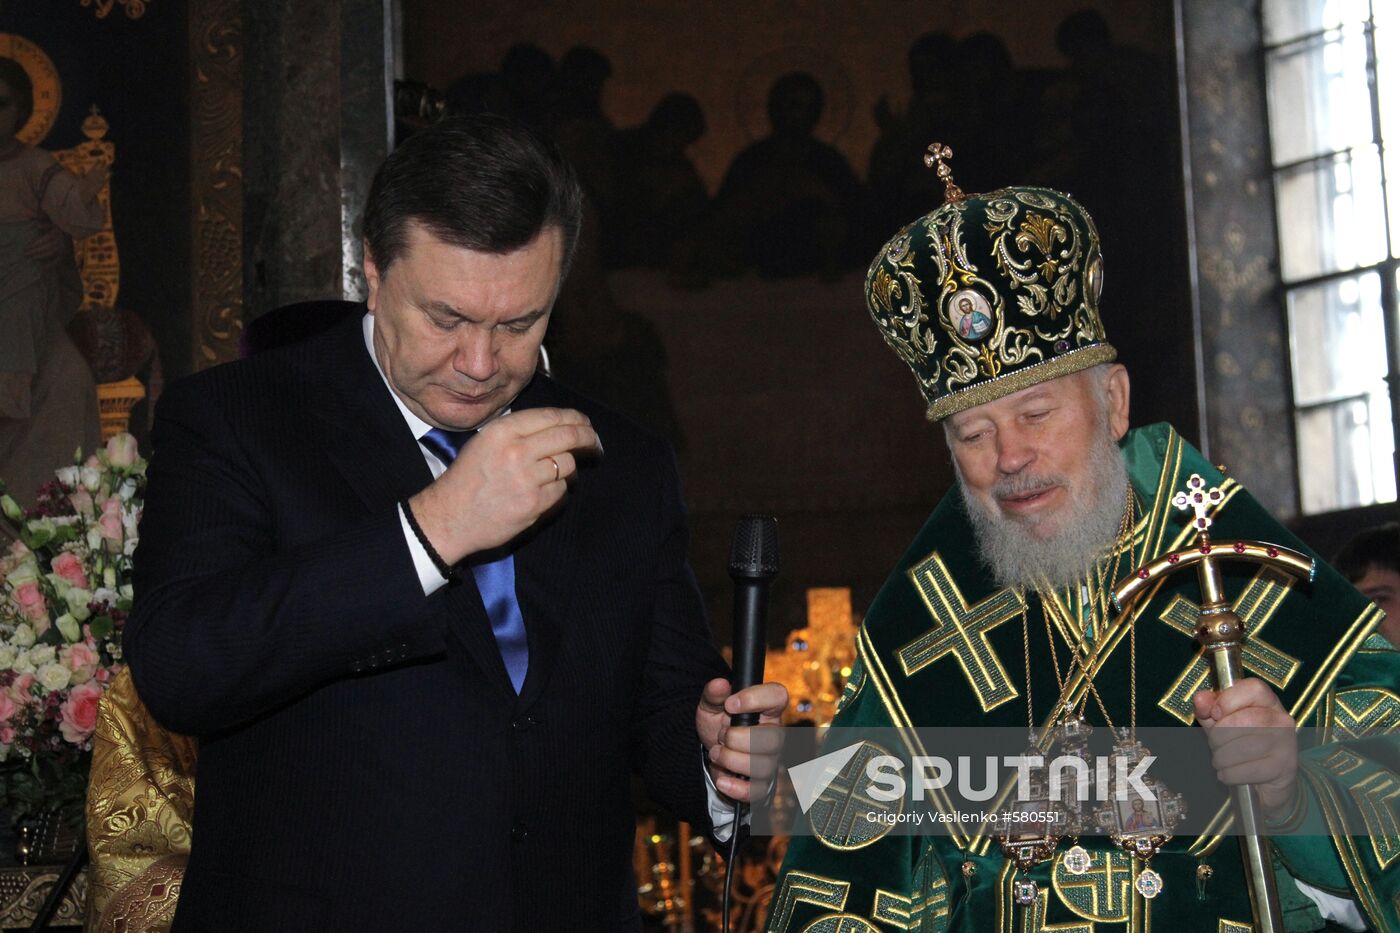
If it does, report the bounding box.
[767,423,1396,933]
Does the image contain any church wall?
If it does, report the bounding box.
[399,0,1199,642]
[402,0,1175,195]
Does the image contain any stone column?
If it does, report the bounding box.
[1175,0,1297,517]
[241,0,392,322]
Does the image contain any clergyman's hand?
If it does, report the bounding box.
[407,407,601,564]
[1193,677,1299,820]
[697,678,788,803]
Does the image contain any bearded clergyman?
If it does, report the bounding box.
[765,154,1399,932]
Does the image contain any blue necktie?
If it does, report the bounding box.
[420,428,529,694]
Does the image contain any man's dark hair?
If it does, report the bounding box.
[1334,521,1400,582]
[0,58,35,130]
[362,114,584,279]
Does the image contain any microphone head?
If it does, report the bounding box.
[729,514,779,580]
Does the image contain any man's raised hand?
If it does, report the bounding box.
[408,408,602,565]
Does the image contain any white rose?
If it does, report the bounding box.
[5,561,38,587]
[45,573,71,598]
[105,433,140,468]
[80,466,102,492]
[64,588,92,616]
[12,624,36,648]
[117,477,137,502]
[12,656,35,675]
[54,614,81,643]
[55,466,80,488]
[91,587,118,606]
[118,584,133,601]
[35,662,71,692]
[86,528,103,551]
[0,647,17,669]
[26,645,56,667]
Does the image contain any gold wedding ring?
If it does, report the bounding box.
[548,456,560,482]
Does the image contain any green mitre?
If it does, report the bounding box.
[864,145,1116,421]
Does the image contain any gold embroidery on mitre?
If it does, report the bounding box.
[926,345,1117,421]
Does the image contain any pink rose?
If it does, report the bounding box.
[0,693,15,723]
[10,674,35,704]
[62,638,98,669]
[68,487,93,515]
[94,667,111,684]
[59,680,103,744]
[13,581,48,625]
[0,725,13,746]
[105,433,139,468]
[98,515,123,543]
[51,552,89,590]
[98,499,123,543]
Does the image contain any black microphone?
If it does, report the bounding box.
[728,514,778,726]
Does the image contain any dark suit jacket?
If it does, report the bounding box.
[124,312,727,931]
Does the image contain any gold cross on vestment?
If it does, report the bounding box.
[873,874,950,930]
[806,743,903,851]
[1051,849,1135,923]
[899,552,1024,712]
[1156,567,1302,723]
[1016,888,1093,933]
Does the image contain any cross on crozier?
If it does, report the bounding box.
[1171,473,1224,540]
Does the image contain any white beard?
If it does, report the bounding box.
[959,422,1130,590]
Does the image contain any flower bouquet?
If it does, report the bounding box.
[0,433,145,830]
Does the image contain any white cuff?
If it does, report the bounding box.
[1294,878,1366,931]
[704,762,748,843]
[399,503,449,596]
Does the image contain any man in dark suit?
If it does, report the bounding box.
[124,115,786,931]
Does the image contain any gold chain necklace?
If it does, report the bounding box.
[1004,482,1179,907]
[1031,481,1137,731]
